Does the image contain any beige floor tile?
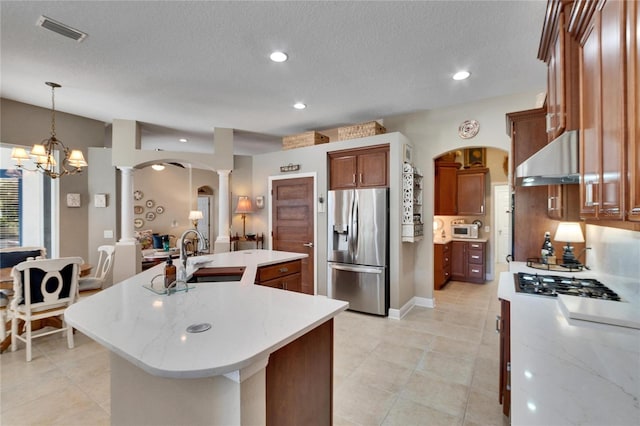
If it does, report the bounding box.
[471,356,500,397]
[382,396,463,426]
[334,380,398,425]
[417,350,475,386]
[350,356,413,393]
[401,371,469,418]
[463,389,507,426]
[430,335,479,360]
[370,341,425,369]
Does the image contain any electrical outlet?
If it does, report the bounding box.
[484,226,490,233]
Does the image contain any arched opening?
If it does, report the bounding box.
[433,146,510,290]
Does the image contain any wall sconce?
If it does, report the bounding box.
[188,210,203,229]
[255,195,265,209]
[235,196,254,237]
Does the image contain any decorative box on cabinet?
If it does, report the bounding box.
[328,145,389,190]
[434,242,451,290]
[255,259,302,293]
[434,161,460,215]
[451,240,485,284]
[456,168,488,216]
[402,163,423,242]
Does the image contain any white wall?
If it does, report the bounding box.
[383,91,541,301]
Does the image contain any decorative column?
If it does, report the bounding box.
[214,169,231,253]
[114,166,141,283]
[119,166,136,242]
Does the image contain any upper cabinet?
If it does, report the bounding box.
[457,168,488,216]
[328,145,389,190]
[570,0,638,225]
[434,161,460,215]
[538,0,581,140]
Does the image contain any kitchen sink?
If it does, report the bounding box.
[186,266,245,283]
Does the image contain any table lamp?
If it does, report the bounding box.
[554,222,584,265]
[235,196,254,237]
[188,210,203,229]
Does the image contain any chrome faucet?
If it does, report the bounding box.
[179,228,207,271]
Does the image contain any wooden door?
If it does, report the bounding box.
[579,10,602,218]
[628,0,640,221]
[450,241,466,281]
[600,0,625,219]
[457,169,487,215]
[329,154,357,190]
[272,177,315,295]
[358,149,388,188]
[434,162,459,215]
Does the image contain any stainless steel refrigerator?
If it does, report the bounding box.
[327,188,389,316]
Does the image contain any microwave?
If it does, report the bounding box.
[451,223,479,239]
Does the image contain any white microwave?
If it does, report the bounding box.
[451,224,479,239]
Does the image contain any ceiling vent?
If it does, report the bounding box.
[36,15,87,42]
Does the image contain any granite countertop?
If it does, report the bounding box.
[498,262,640,425]
[65,250,348,379]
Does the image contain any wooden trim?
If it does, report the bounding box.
[327,143,389,158]
[539,0,567,61]
[568,0,599,38]
[505,107,547,136]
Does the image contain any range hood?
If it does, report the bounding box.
[515,130,579,186]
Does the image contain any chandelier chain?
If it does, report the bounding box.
[50,84,56,137]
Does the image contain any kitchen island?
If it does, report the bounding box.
[498,262,640,425]
[65,250,348,426]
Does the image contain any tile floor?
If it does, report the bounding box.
[1,263,509,425]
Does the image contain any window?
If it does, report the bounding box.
[0,169,22,247]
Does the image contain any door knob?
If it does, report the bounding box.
[303,242,314,247]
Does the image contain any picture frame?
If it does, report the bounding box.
[403,144,413,163]
[464,147,486,168]
[94,193,107,208]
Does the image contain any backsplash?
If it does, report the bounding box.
[586,225,640,280]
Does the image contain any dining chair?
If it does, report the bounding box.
[78,245,115,293]
[9,256,83,361]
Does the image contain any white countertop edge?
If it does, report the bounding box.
[66,250,349,379]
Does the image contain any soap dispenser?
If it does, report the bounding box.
[164,257,176,289]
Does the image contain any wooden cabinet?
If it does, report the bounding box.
[433,242,451,290]
[450,240,485,284]
[573,0,640,226]
[328,145,389,190]
[456,168,488,216]
[498,298,511,417]
[434,161,460,215]
[506,108,563,261]
[255,259,302,293]
[547,184,580,220]
[539,0,580,139]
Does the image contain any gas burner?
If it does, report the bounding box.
[514,273,621,301]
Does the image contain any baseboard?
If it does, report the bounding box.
[388,296,435,320]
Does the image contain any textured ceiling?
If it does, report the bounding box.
[0,1,547,155]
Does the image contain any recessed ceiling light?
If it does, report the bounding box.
[453,71,471,81]
[293,102,306,110]
[270,51,288,62]
[179,138,188,143]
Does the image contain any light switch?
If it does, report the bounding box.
[484,226,490,233]
[104,230,114,239]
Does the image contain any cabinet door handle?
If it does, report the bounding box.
[480,205,484,213]
[278,267,289,273]
[471,255,480,260]
[352,174,356,184]
[303,242,314,247]
[471,268,480,273]
[359,173,363,184]
[496,315,501,333]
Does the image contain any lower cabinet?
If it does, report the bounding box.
[498,298,511,417]
[451,241,486,283]
[255,259,302,293]
[434,242,452,290]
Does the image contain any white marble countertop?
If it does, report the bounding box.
[65,250,348,379]
[498,262,640,425]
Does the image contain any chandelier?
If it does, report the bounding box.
[11,82,87,179]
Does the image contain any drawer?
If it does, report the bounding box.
[258,273,302,293]
[255,260,301,283]
[468,242,485,251]
[468,249,484,264]
[467,264,485,281]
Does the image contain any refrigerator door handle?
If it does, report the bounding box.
[352,192,359,255]
[329,264,383,274]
